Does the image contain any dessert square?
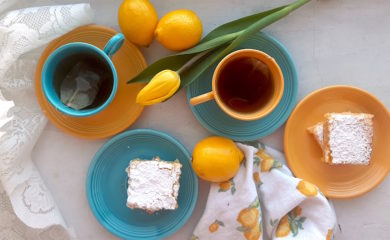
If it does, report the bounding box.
[307,122,324,151]
[126,157,182,213]
[323,112,374,165]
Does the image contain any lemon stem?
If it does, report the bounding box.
[176,49,211,74]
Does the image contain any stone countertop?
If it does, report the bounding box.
[33,0,390,239]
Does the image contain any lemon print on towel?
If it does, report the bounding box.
[208,220,225,233]
[255,149,282,172]
[253,172,262,188]
[276,206,306,238]
[275,215,290,238]
[297,180,318,197]
[236,198,262,240]
[261,157,282,172]
[256,149,271,160]
[218,179,236,195]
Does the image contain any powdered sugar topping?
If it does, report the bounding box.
[126,158,182,212]
[328,113,373,165]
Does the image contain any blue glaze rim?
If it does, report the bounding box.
[41,42,118,117]
[186,32,298,141]
[104,33,125,58]
[86,129,199,240]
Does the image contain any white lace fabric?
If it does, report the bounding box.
[0,1,93,239]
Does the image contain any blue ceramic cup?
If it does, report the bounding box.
[41,33,125,117]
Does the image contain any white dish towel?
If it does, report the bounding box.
[0,1,92,239]
[192,143,336,240]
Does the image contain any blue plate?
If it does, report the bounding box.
[186,32,298,141]
[86,129,198,239]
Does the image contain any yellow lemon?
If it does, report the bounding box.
[192,136,244,182]
[155,9,202,51]
[209,222,219,233]
[297,180,318,197]
[237,208,259,228]
[261,158,274,172]
[275,215,290,237]
[136,70,180,105]
[244,223,261,240]
[118,0,158,46]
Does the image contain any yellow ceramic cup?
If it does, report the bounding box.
[190,49,284,121]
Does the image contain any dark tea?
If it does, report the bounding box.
[54,52,113,110]
[217,56,274,113]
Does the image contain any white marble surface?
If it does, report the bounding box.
[32,0,390,239]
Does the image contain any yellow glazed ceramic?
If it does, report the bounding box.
[189,49,284,121]
[35,25,146,139]
[284,85,390,199]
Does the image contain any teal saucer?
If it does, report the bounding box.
[186,32,298,141]
[86,129,198,239]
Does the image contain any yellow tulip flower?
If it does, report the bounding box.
[136,70,180,105]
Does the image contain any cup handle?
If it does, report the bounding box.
[103,33,125,58]
[190,92,215,106]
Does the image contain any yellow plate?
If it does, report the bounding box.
[35,25,146,139]
[284,85,390,199]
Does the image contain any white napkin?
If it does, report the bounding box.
[0,1,93,238]
[192,143,336,240]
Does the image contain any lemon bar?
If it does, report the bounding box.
[323,112,374,165]
[308,113,374,165]
[126,157,182,213]
[307,122,324,151]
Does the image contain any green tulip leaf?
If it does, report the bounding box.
[127,54,194,84]
[179,44,228,89]
[179,0,311,89]
[127,0,311,88]
[199,6,285,43]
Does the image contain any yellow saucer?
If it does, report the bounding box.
[284,85,390,199]
[35,25,146,139]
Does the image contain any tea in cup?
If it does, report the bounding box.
[41,33,125,117]
[190,49,284,121]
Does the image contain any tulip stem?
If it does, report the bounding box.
[176,50,211,74]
